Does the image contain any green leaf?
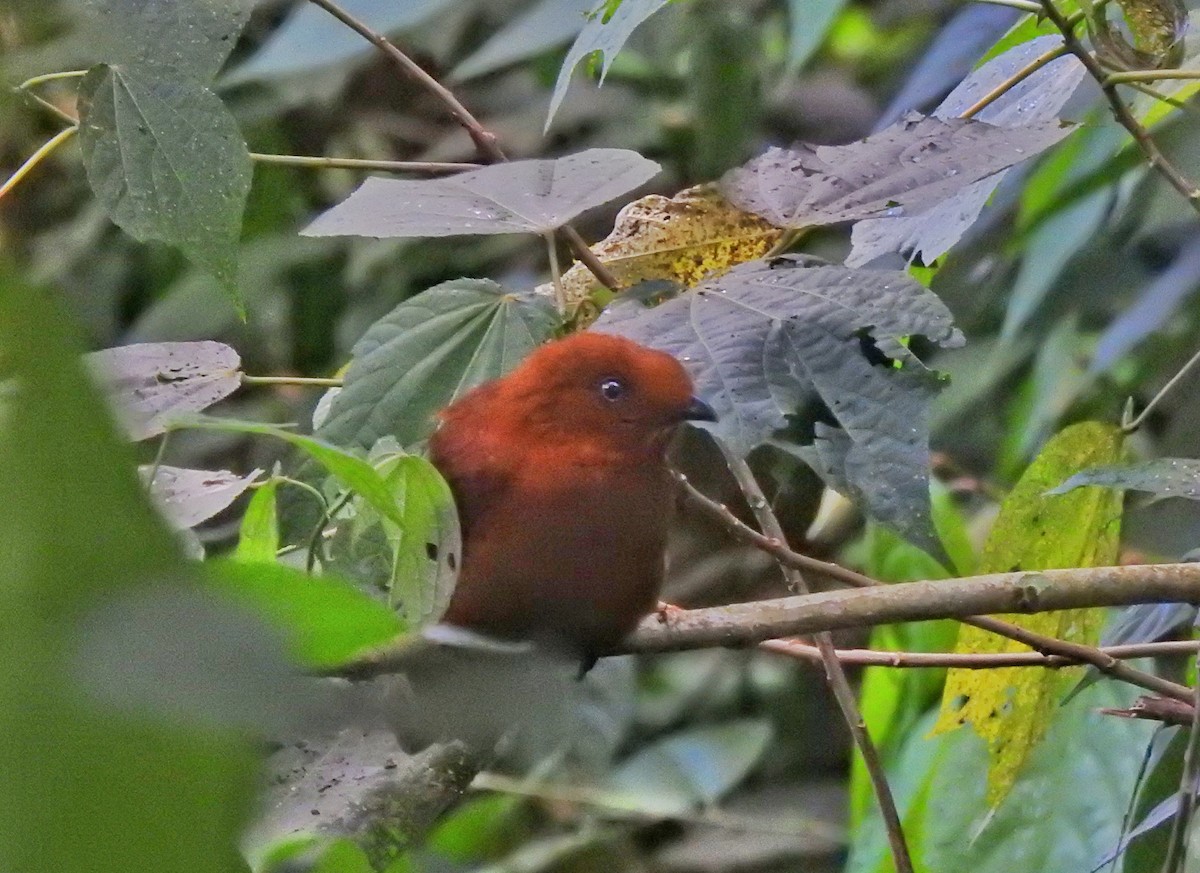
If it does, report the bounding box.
[1050,457,1200,501]
[82,0,251,81]
[303,149,660,238]
[235,478,280,563]
[786,0,848,74]
[173,415,408,529]
[450,0,592,82]
[0,269,258,873]
[603,719,774,816]
[329,451,460,630]
[848,682,1156,873]
[933,421,1125,806]
[209,560,404,668]
[316,279,560,452]
[547,0,673,129]
[78,65,252,308]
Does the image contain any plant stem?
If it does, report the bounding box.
[1162,676,1200,873]
[761,638,1200,668]
[1124,344,1200,432]
[241,374,344,388]
[1039,0,1200,212]
[720,448,914,873]
[958,44,1071,120]
[0,125,77,201]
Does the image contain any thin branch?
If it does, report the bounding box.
[249,153,481,173]
[303,0,620,292]
[1106,69,1200,87]
[720,449,914,873]
[675,473,1193,702]
[1039,0,1200,211]
[623,563,1200,664]
[1102,694,1196,727]
[761,638,1200,669]
[1124,344,1200,432]
[1162,676,1200,873]
[959,43,1071,120]
[241,374,344,388]
[0,125,77,201]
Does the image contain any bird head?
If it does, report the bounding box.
[494,332,715,450]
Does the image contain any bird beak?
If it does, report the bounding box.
[683,396,717,422]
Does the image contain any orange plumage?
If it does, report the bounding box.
[429,332,715,657]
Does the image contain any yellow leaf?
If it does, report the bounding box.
[555,185,782,307]
[932,421,1125,806]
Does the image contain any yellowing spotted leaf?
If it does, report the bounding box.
[555,186,782,307]
[932,421,1125,806]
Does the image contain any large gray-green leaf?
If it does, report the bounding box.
[1049,458,1200,500]
[316,279,560,451]
[303,149,659,238]
[78,66,251,303]
[82,0,251,81]
[451,0,593,82]
[848,36,1086,267]
[546,0,673,129]
[223,0,454,83]
[594,257,962,552]
[722,113,1071,231]
[87,340,242,440]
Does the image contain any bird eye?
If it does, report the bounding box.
[599,378,626,401]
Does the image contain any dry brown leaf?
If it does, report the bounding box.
[553,185,783,307]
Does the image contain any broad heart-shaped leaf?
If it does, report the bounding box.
[593,256,963,555]
[546,0,672,129]
[316,279,560,452]
[848,36,1086,267]
[82,0,251,82]
[87,341,242,440]
[303,149,660,239]
[933,421,1125,807]
[1049,457,1200,500]
[549,186,782,307]
[142,464,262,529]
[78,66,251,305]
[722,113,1071,231]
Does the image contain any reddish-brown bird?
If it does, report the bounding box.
[429,331,715,658]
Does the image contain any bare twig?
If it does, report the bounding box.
[1038,0,1200,211]
[719,449,914,873]
[1101,694,1196,727]
[763,638,1200,669]
[1124,344,1200,433]
[241,374,344,388]
[1105,70,1200,87]
[1162,676,1200,872]
[675,473,1193,701]
[303,0,620,292]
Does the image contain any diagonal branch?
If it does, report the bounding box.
[674,473,1192,701]
[719,448,914,873]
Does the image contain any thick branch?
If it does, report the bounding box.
[621,563,1200,653]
